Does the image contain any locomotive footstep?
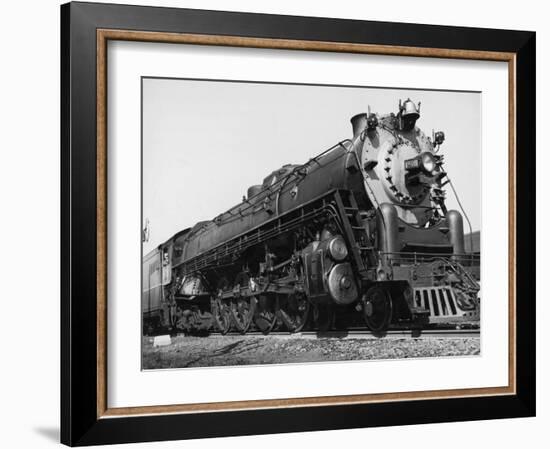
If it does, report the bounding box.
[153,335,172,347]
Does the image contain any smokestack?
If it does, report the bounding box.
[350,113,367,139]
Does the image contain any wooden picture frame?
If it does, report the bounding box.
[61,1,535,446]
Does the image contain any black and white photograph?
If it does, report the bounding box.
[141,78,482,369]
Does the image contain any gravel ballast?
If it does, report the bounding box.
[142,334,480,369]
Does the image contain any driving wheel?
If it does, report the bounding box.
[211,296,231,335]
[278,293,310,333]
[231,296,255,334]
[253,294,278,334]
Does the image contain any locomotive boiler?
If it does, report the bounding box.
[142,99,480,335]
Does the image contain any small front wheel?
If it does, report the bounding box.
[362,286,393,334]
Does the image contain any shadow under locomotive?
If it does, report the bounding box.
[142,99,480,337]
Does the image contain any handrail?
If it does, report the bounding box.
[380,251,480,265]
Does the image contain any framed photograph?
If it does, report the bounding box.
[61,1,535,446]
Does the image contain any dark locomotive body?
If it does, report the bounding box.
[142,100,480,335]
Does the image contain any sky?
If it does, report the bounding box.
[142,78,481,253]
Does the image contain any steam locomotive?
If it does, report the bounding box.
[142,99,480,335]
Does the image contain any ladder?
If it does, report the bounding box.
[333,190,376,276]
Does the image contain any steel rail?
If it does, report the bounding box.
[174,328,480,339]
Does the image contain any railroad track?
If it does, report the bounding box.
[177,328,480,339]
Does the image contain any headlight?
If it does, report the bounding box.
[421,152,436,173]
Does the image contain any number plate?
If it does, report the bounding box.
[405,158,420,170]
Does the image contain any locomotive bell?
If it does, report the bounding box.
[402,98,420,121]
